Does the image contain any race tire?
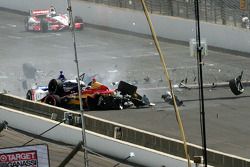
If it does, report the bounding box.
[44,94,61,106]
[229,78,244,95]
[26,90,32,100]
[48,79,64,95]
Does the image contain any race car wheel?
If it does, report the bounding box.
[26,90,32,100]
[48,79,64,95]
[40,18,48,32]
[229,78,244,95]
[44,94,61,106]
[24,17,29,31]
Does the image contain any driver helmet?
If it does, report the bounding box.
[49,6,56,15]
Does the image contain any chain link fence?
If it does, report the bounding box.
[83,0,250,28]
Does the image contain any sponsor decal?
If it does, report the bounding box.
[0,145,49,167]
[0,150,38,167]
[31,10,49,16]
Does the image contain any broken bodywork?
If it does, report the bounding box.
[26,75,152,110]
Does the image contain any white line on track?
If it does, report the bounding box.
[77,44,101,48]
[138,86,168,91]
[52,44,69,49]
[6,24,17,28]
[0,76,8,79]
[8,35,22,39]
[26,34,61,39]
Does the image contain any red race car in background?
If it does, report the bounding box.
[24,6,84,32]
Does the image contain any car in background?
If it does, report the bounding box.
[24,6,84,32]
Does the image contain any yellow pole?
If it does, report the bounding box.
[140,0,191,166]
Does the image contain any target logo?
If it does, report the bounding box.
[0,155,7,162]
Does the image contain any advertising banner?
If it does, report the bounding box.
[0,144,49,167]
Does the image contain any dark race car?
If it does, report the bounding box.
[24,6,84,32]
[26,73,152,110]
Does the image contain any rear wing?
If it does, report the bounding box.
[30,9,50,16]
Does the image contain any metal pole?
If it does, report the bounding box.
[205,0,207,21]
[194,0,208,166]
[66,1,88,166]
[140,0,191,166]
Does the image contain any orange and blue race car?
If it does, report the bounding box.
[26,73,152,111]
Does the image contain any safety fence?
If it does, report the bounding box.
[83,0,250,28]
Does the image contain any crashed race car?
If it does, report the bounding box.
[26,73,152,110]
[24,6,84,32]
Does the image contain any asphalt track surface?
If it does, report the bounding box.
[1,10,250,160]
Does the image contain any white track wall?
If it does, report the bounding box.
[0,106,198,167]
[1,0,250,53]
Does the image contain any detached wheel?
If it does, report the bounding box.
[44,95,61,106]
[229,78,244,95]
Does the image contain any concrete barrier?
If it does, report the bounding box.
[0,105,198,167]
[0,93,249,166]
[1,0,250,53]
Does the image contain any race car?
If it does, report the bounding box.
[26,74,151,110]
[24,6,84,32]
[26,78,86,102]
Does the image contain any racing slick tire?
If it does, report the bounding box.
[229,78,244,95]
[40,18,48,32]
[74,16,84,30]
[48,79,64,95]
[24,17,29,31]
[44,94,61,106]
[26,90,32,100]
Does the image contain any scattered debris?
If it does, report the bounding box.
[161,91,183,106]
[142,94,150,105]
[158,77,163,83]
[144,76,150,83]
[229,71,244,95]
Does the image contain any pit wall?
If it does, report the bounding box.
[0,106,194,167]
[1,0,250,53]
[0,93,249,167]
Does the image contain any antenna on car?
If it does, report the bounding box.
[66,1,89,166]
